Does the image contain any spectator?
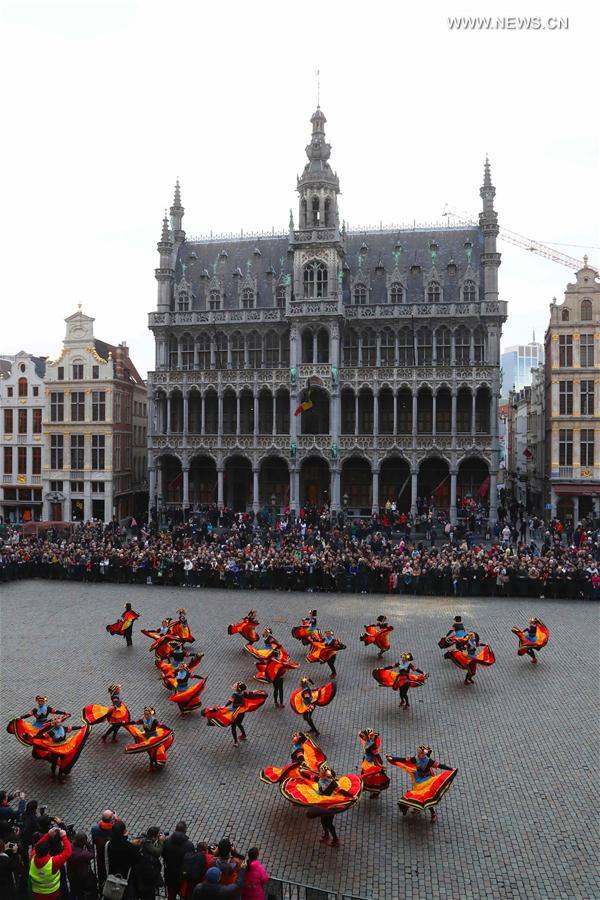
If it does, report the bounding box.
[29,826,72,900]
[181,842,212,897]
[134,826,164,900]
[106,821,140,900]
[162,821,194,900]
[212,838,243,886]
[192,865,245,898]
[0,838,23,900]
[241,847,269,900]
[66,833,94,900]
[91,809,118,888]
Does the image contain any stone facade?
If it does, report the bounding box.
[0,352,46,522]
[545,263,600,522]
[43,310,147,523]
[148,109,507,523]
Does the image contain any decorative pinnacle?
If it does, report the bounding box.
[173,178,182,207]
[161,211,170,242]
[289,208,294,230]
[483,155,492,187]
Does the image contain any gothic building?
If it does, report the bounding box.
[147,108,507,523]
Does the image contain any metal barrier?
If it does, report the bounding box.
[267,877,372,900]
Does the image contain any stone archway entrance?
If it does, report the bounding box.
[300,456,330,510]
[224,455,252,511]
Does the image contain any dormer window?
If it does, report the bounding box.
[427,281,441,303]
[209,290,221,311]
[354,285,367,305]
[276,286,286,309]
[389,282,404,304]
[463,280,476,303]
[581,298,592,321]
[242,288,255,309]
[178,292,189,311]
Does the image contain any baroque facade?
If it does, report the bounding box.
[43,310,147,523]
[147,108,507,523]
[545,262,600,522]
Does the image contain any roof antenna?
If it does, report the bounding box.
[316,66,320,108]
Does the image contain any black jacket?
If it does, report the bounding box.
[162,831,194,887]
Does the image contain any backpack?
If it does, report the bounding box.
[135,845,163,892]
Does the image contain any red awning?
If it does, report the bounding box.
[553,484,600,496]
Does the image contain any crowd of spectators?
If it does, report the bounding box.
[0,793,269,899]
[1,502,599,599]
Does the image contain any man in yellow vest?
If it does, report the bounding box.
[29,826,72,899]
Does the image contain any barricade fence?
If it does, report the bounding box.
[267,877,372,900]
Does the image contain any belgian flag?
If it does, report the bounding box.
[294,377,316,417]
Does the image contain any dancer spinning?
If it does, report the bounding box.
[373,653,429,709]
[305,630,346,677]
[28,715,90,780]
[512,617,549,664]
[358,729,390,798]
[292,610,321,645]
[228,609,259,644]
[438,615,468,649]
[254,647,299,708]
[125,706,174,769]
[106,603,140,647]
[202,682,267,746]
[289,676,336,737]
[444,632,495,685]
[260,732,316,784]
[167,664,207,717]
[172,609,194,643]
[95,684,130,742]
[360,616,394,658]
[17,696,67,731]
[386,744,457,823]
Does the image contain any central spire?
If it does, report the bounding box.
[297,107,340,230]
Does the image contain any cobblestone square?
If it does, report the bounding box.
[1,583,598,899]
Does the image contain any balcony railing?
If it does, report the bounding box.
[559,466,573,478]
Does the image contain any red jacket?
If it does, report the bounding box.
[31,832,73,873]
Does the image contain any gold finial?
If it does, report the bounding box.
[77,303,82,311]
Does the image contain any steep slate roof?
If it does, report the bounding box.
[175,224,483,309]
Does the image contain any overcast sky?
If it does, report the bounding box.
[1,0,598,377]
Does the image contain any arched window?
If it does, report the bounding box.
[17,377,28,398]
[389,282,404,304]
[247,331,262,367]
[209,290,221,310]
[380,328,396,365]
[169,335,179,369]
[427,281,441,303]
[231,332,244,368]
[473,327,485,363]
[398,328,413,366]
[361,328,377,366]
[354,284,367,306]
[455,327,471,365]
[242,288,254,309]
[265,331,279,367]
[417,328,433,365]
[343,328,359,366]
[303,262,328,298]
[275,286,286,309]
[197,334,210,368]
[181,334,194,370]
[581,298,593,321]
[178,292,189,311]
[463,280,476,302]
[435,327,451,365]
[561,308,570,322]
[312,196,320,226]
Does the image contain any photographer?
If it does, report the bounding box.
[162,822,194,900]
[0,837,23,900]
[67,833,94,900]
[212,839,244,886]
[181,842,213,897]
[106,821,140,900]
[29,826,72,899]
[133,826,164,900]
[91,809,119,888]
[0,791,26,840]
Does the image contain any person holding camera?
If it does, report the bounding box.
[133,826,164,900]
[91,809,119,889]
[0,837,24,900]
[29,826,72,899]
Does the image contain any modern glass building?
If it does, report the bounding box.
[500,339,544,402]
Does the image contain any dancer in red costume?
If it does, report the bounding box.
[30,715,90,780]
[386,744,457,823]
[444,632,495,685]
[254,648,299,708]
[82,683,131,742]
[167,664,207,717]
[106,603,139,647]
[7,696,68,746]
[125,706,174,769]
[289,676,336,737]
[202,682,267,746]
[172,608,194,643]
[512,617,549,663]
[260,732,316,784]
[305,630,346,677]
[358,729,390,798]
[228,609,259,644]
[360,616,394,658]
[373,652,429,709]
[291,609,320,645]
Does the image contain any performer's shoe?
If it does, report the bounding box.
[330,839,340,847]
[531,656,537,664]
[111,737,118,742]
[240,734,247,741]
[319,835,330,843]
[101,735,107,742]
[233,741,239,747]
[430,812,438,823]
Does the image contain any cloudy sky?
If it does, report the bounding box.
[2,0,598,376]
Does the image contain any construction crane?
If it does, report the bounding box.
[442,205,598,272]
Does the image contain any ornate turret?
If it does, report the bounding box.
[170,179,185,244]
[156,211,174,312]
[297,107,340,231]
[479,156,500,307]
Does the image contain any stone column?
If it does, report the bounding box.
[166,396,172,435]
[393,389,398,435]
[290,466,300,514]
[331,465,341,513]
[217,467,224,508]
[412,393,418,437]
[373,391,379,438]
[272,394,277,436]
[432,393,437,437]
[573,495,580,524]
[489,470,498,526]
[312,332,317,364]
[330,325,340,367]
[471,392,477,436]
[210,338,216,368]
[451,389,457,436]
[182,467,189,512]
[354,393,359,436]
[183,394,189,437]
[372,467,379,513]
[376,334,381,368]
[217,392,223,438]
[410,468,418,516]
[148,466,156,519]
[177,340,183,370]
[253,392,259,438]
[236,394,241,437]
[201,395,206,436]
[450,468,457,524]
[252,468,259,513]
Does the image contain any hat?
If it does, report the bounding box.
[205,868,221,884]
[376,615,387,623]
[400,652,413,661]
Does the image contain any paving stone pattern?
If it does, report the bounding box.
[1,583,598,900]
